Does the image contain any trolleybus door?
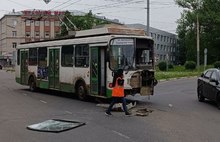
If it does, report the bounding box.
[20,50,28,85]
[90,47,106,96]
[48,49,60,89]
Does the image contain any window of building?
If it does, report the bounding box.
[164,36,166,42]
[161,35,163,41]
[75,44,89,67]
[157,44,159,50]
[45,31,50,38]
[26,20,31,26]
[12,31,17,37]
[26,32,30,37]
[12,42,17,48]
[55,31,60,37]
[55,21,61,26]
[11,19,17,27]
[35,31,40,37]
[157,34,160,41]
[61,45,74,67]
[167,37,169,42]
[29,48,37,65]
[45,21,50,26]
[35,21,40,26]
[164,45,166,51]
[160,45,163,50]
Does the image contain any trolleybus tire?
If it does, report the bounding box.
[76,82,87,101]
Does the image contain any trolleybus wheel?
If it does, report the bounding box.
[76,82,87,101]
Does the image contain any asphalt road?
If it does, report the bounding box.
[0,70,220,142]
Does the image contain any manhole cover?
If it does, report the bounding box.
[27,119,85,133]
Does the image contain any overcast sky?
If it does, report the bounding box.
[0,0,183,34]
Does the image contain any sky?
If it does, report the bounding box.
[0,0,183,34]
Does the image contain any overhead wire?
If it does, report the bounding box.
[7,0,33,9]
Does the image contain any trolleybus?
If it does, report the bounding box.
[15,26,156,100]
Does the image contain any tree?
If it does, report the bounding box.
[175,0,220,64]
[58,11,110,37]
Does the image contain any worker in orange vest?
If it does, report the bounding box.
[105,69,131,116]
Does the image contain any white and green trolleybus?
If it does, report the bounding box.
[15,26,156,100]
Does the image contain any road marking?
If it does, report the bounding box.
[40,100,47,104]
[65,111,73,114]
[112,130,130,139]
[23,93,27,96]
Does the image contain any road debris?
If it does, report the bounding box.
[135,108,153,116]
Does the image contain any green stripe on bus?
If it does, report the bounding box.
[60,83,74,93]
[38,81,49,89]
[106,89,112,98]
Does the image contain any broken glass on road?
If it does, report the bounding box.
[27,119,85,133]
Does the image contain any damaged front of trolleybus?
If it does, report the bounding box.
[108,37,157,97]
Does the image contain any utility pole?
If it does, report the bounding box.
[196,13,200,70]
[146,0,150,35]
[196,0,200,70]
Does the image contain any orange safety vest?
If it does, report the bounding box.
[112,77,124,97]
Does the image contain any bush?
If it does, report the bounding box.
[158,61,167,71]
[168,64,174,69]
[214,61,220,68]
[184,61,196,70]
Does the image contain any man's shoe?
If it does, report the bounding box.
[105,112,112,116]
[125,112,131,116]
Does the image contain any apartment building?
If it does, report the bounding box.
[0,9,64,65]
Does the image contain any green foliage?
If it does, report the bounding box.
[214,61,220,68]
[168,64,174,69]
[175,0,220,64]
[158,61,167,71]
[59,11,110,37]
[184,61,196,70]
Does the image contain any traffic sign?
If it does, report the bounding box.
[204,48,207,54]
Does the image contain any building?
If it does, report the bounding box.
[127,24,179,64]
[0,9,65,65]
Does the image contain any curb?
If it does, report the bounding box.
[158,76,198,82]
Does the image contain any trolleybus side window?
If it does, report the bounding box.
[61,45,73,67]
[29,48,37,65]
[75,44,89,67]
[38,47,48,79]
[38,47,47,66]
